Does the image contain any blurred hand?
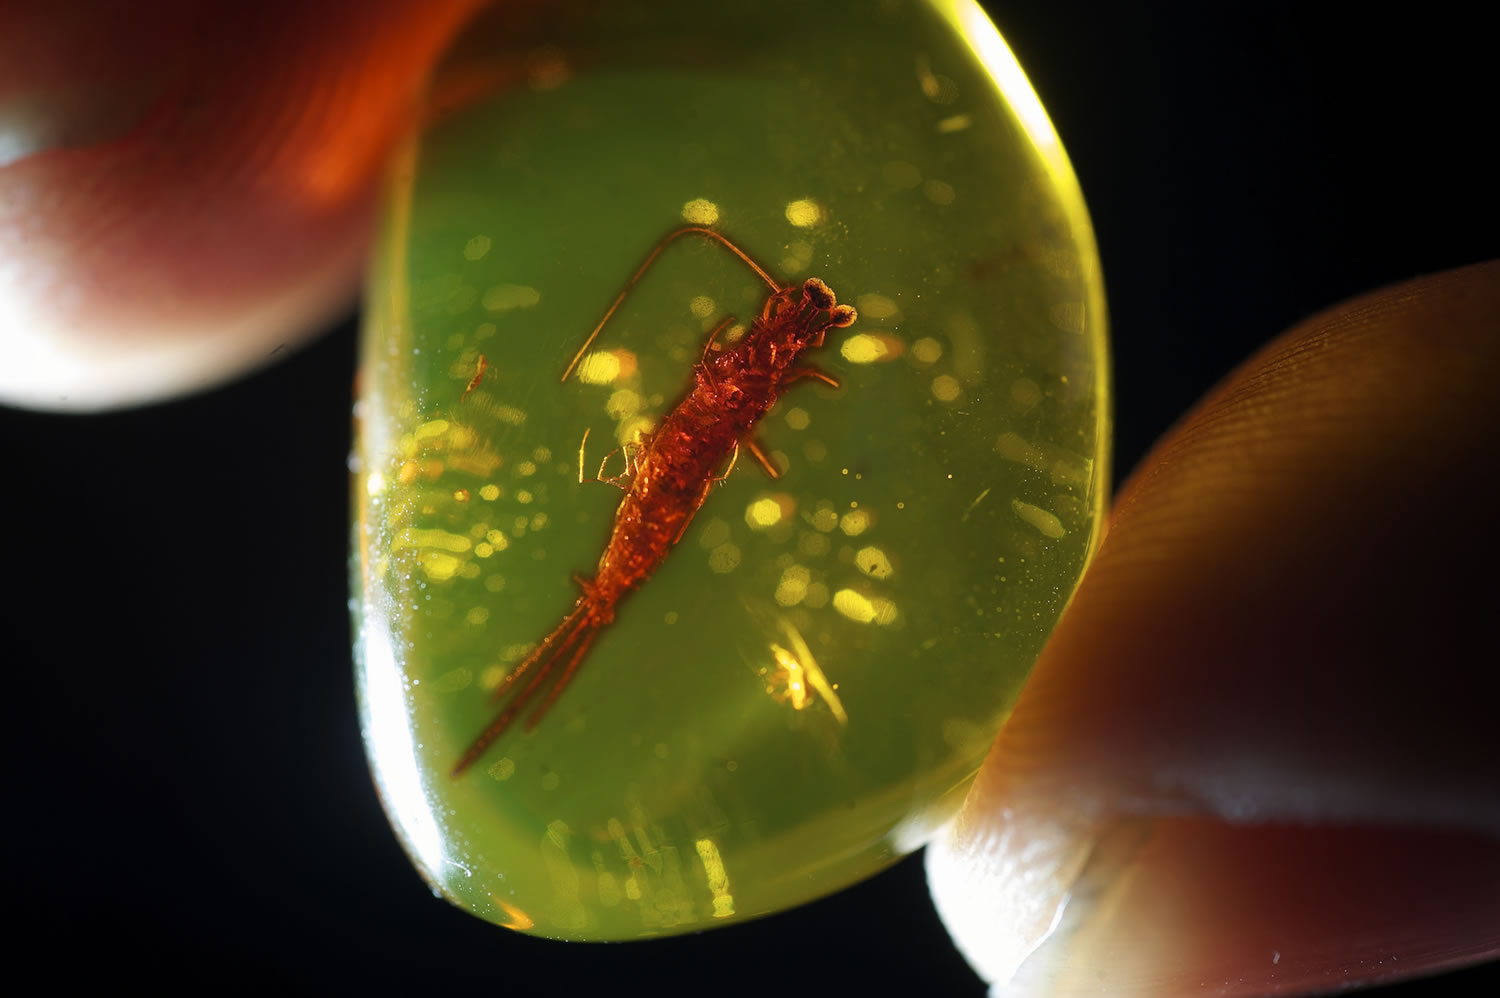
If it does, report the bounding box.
[0,0,481,410]
[6,4,1496,995]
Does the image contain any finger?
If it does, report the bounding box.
[927,261,1500,995]
[0,0,484,411]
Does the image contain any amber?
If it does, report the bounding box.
[352,0,1108,939]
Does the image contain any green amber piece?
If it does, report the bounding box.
[352,0,1108,940]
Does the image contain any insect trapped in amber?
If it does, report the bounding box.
[353,0,1109,941]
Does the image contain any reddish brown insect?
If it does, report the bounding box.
[452,226,856,776]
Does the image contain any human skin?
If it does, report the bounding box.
[4,3,1496,993]
[926,263,1500,994]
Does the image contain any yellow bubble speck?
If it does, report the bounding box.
[856,293,900,320]
[775,564,811,606]
[681,198,720,225]
[840,510,871,536]
[540,772,560,791]
[695,839,735,919]
[708,542,741,573]
[576,352,622,385]
[931,374,962,401]
[397,528,471,553]
[912,337,943,364]
[785,199,826,228]
[1012,499,1066,539]
[480,484,500,501]
[841,333,891,365]
[487,757,516,781]
[420,551,461,581]
[856,546,894,579]
[698,518,731,549]
[832,589,898,626]
[924,179,956,205]
[689,295,716,319]
[937,112,973,133]
[1011,377,1042,407]
[465,606,490,626]
[798,532,830,557]
[481,284,541,311]
[746,497,785,529]
[464,235,492,261]
[809,507,839,532]
[606,389,641,419]
[784,407,810,430]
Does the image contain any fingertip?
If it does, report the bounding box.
[0,0,486,410]
[931,811,1500,997]
[930,261,1500,992]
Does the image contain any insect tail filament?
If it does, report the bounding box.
[451,602,596,776]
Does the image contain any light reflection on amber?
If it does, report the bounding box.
[765,621,847,724]
[694,839,735,918]
[491,896,535,931]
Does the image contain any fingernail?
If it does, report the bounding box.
[926,783,1152,994]
[935,811,1500,997]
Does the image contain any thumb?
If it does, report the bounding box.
[927,261,1500,995]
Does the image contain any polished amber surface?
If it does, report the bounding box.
[352,0,1108,939]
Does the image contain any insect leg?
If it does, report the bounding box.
[745,437,782,479]
[577,427,630,489]
[714,442,741,484]
[675,479,715,544]
[785,366,842,389]
[701,315,738,361]
[597,447,625,484]
[563,226,784,383]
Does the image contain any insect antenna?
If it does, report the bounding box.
[562,226,785,382]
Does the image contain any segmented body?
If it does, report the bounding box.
[452,228,855,776]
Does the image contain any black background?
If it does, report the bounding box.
[5,3,1496,993]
